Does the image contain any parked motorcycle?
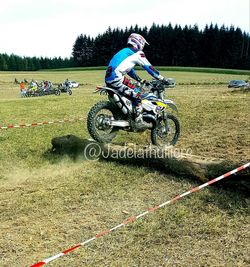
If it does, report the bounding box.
[87,79,180,146]
[58,83,72,95]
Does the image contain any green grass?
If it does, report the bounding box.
[0,69,249,266]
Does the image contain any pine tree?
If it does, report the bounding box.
[0,54,8,70]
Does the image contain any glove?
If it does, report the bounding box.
[162,78,170,85]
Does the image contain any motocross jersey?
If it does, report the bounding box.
[105,47,163,84]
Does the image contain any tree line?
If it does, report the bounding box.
[72,23,250,69]
[0,54,75,71]
[0,23,249,71]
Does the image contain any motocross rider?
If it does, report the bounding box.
[105,33,169,129]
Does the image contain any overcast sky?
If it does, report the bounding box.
[0,0,249,58]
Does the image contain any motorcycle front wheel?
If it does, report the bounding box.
[67,89,72,95]
[151,114,180,146]
[55,89,61,96]
[87,101,120,143]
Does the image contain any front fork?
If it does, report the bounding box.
[161,111,169,133]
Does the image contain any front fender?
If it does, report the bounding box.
[164,99,178,112]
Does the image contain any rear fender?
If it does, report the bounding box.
[95,86,133,114]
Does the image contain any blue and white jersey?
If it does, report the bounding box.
[105,47,163,84]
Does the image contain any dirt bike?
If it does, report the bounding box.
[87,79,180,146]
[58,83,72,95]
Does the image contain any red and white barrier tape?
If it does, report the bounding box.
[30,162,250,267]
[0,118,85,130]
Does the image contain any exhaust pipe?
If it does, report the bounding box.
[110,120,130,127]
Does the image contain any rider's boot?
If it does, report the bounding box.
[134,105,151,130]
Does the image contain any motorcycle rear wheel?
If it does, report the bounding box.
[87,101,120,143]
[151,114,180,146]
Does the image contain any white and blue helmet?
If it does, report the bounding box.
[127,33,149,51]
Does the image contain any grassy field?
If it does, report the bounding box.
[43,66,250,76]
[0,69,249,266]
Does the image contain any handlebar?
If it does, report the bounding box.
[139,78,176,92]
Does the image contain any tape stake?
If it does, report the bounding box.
[30,162,250,266]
